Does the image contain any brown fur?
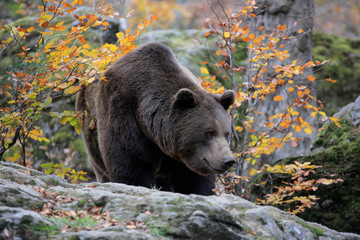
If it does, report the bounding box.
[76,42,235,195]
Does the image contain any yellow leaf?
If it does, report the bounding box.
[288,87,294,92]
[200,67,209,75]
[116,32,124,39]
[304,128,312,135]
[298,29,304,33]
[64,86,76,95]
[293,125,301,132]
[330,117,341,128]
[273,95,283,102]
[235,126,243,132]
[7,153,21,162]
[249,168,257,176]
[216,50,221,55]
[6,157,18,162]
[224,32,230,38]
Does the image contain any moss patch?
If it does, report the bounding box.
[313,32,360,115]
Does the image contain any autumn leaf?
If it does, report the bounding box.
[116,32,124,39]
[200,67,209,74]
[304,128,312,135]
[273,95,283,102]
[77,35,86,45]
[307,75,316,81]
[40,21,50,28]
[326,78,337,83]
[329,117,341,128]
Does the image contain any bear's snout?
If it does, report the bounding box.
[223,157,235,170]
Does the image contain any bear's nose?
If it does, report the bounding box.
[223,157,235,170]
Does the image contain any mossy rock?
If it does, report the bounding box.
[313,32,360,115]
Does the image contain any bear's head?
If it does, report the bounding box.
[171,88,236,176]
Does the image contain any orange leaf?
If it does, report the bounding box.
[77,35,86,45]
[297,90,304,97]
[63,2,71,8]
[249,33,255,40]
[258,26,264,31]
[293,125,301,132]
[326,78,337,83]
[298,29,304,33]
[17,27,27,32]
[40,21,49,28]
[307,75,316,81]
[273,95,283,102]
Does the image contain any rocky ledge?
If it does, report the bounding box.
[0,161,359,240]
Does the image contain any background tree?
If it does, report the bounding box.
[243,0,317,170]
[199,0,341,214]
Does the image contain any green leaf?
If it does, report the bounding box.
[42,96,52,107]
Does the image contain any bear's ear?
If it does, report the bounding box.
[173,88,197,109]
[218,90,235,110]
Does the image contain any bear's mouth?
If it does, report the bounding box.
[203,158,225,173]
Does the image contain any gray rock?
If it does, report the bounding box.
[281,220,315,240]
[58,226,156,240]
[1,161,360,240]
[0,206,56,240]
[244,208,283,239]
[0,179,46,209]
[349,96,360,126]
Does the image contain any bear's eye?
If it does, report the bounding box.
[205,131,215,139]
[225,131,231,144]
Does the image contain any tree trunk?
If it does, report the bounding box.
[245,0,316,167]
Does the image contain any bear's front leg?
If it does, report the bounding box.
[96,114,162,188]
[170,169,216,196]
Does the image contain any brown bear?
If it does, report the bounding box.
[76,42,235,195]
